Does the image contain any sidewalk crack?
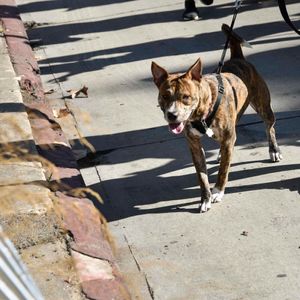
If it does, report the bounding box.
[124,234,155,300]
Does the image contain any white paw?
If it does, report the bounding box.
[269,151,283,162]
[199,198,211,213]
[211,187,224,203]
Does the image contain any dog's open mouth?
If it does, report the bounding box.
[169,122,185,134]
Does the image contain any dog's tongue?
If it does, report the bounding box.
[169,122,184,134]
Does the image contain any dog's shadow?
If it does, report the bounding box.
[81,113,300,222]
[88,152,299,221]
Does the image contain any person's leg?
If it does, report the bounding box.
[183,0,199,20]
[182,0,214,21]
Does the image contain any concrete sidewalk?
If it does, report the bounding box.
[14,0,300,299]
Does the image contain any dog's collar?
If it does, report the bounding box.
[191,74,224,136]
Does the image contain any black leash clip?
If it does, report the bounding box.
[235,0,242,9]
[216,74,225,94]
[218,84,224,94]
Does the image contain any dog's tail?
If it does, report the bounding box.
[222,23,252,60]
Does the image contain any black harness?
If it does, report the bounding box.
[191,74,224,136]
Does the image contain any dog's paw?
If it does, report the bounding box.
[269,150,282,162]
[211,187,224,203]
[199,198,211,213]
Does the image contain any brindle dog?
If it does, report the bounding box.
[151,25,282,213]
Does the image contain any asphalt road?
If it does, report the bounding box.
[18,0,300,298]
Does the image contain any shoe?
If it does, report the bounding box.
[182,0,200,21]
[200,0,214,5]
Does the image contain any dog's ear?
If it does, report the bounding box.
[186,58,202,82]
[151,62,169,88]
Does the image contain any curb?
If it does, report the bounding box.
[0,1,130,299]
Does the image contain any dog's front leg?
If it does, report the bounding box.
[212,134,236,203]
[186,133,211,213]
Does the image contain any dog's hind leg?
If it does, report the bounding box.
[264,114,282,162]
[250,91,282,162]
[258,107,282,162]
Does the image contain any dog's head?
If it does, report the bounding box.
[151,59,203,134]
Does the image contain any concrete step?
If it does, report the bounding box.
[20,239,84,300]
[0,184,59,249]
[0,162,46,186]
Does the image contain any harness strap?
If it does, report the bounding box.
[278,0,300,35]
[191,74,224,135]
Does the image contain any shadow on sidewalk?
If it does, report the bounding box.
[78,111,300,221]
[19,0,136,13]
[20,1,300,82]
[31,27,299,88]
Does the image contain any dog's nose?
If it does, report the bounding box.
[167,112,177,122]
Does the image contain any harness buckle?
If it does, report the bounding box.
[200,121,213,137]
[201,120,208,131]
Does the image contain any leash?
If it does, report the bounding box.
[191,0,243,137]
[216,0,243,74]
[278,0,300,35]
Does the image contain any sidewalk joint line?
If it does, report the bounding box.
[123,234,155,299]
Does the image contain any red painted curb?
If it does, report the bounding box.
[0,1,130,299]
[0,0,44,100]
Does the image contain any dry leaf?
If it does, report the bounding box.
[53,108,70,118]
[45,89,55,95]
[52,109,59,118]
[67,85,88,99]
[58,108,70,118]
[24,21,37,29]
[241,231,248,236]
[80,85,88,97]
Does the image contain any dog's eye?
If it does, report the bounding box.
[182,95,189,100]
[161,94,169,100]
